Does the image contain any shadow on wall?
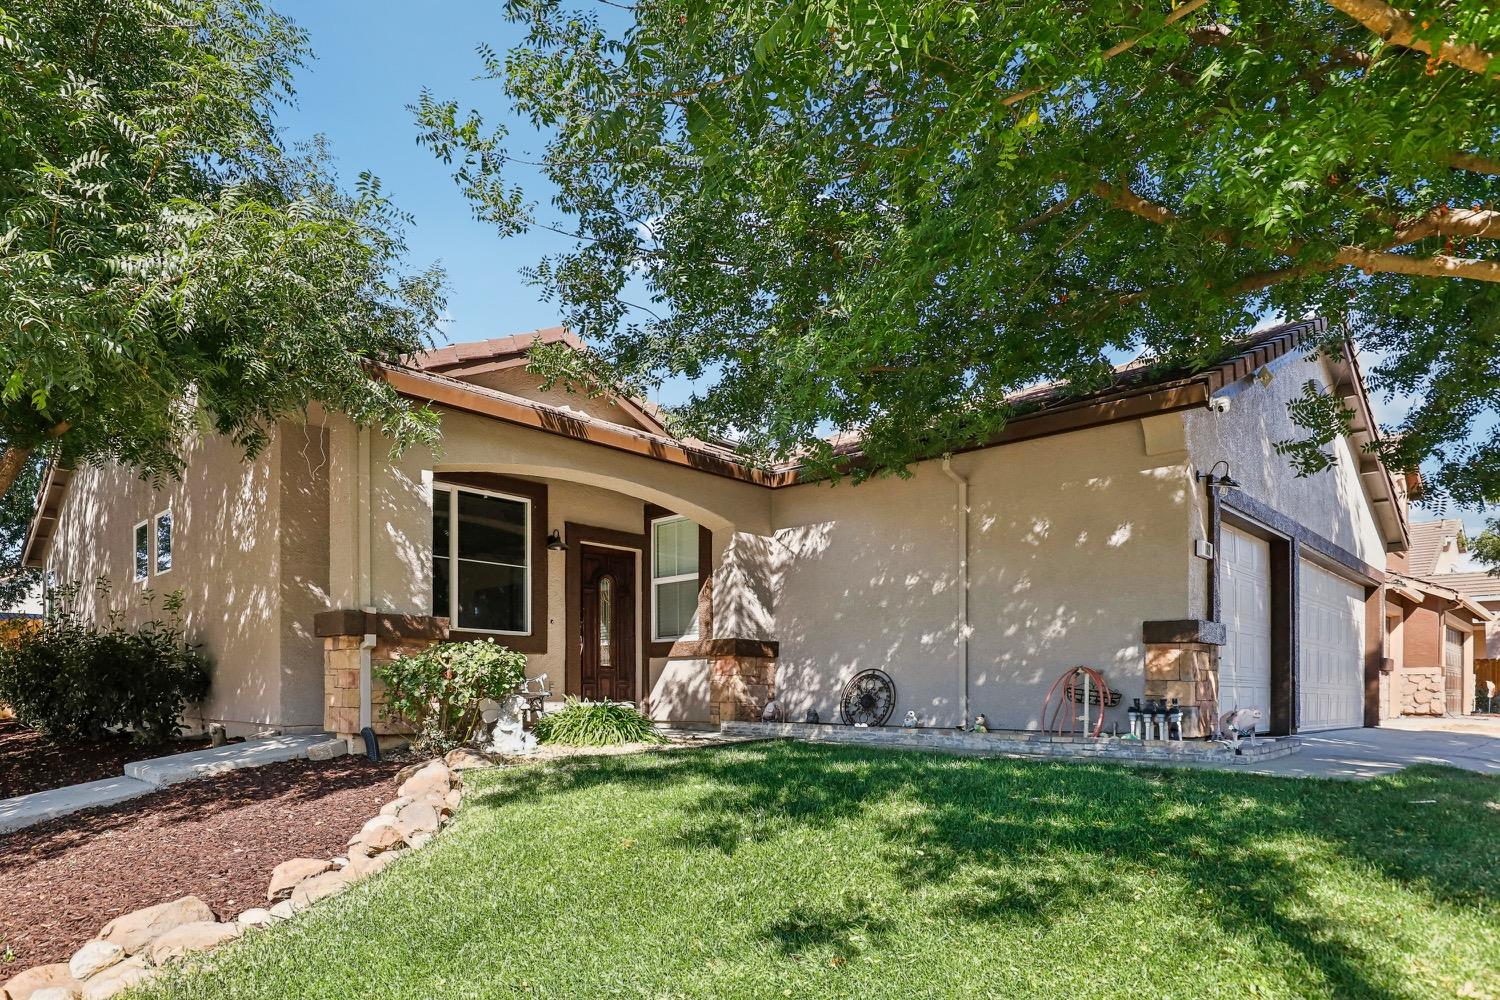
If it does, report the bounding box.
[771,441,1194,732]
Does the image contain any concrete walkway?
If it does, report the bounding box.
[0,734,340,834]
[1242,717,1500,780]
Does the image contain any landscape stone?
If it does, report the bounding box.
[97,896,216,956]
[266,858,333,902]
[397,761,453,801]
[347,849,399,878]
[2,965,81,1000]
[443,788,463,812]
[79,959,152,1000]
[443,748,493,771]
[67,942,123,982]
[392,760,436,788]
[395,800,440,839]
[28,988,80,1000]
[289,868,358,907]
[148,922,242,964]
[379,795,411,817]
[267,900,298,920]
[349,814,406,853]
[235,908,276,930]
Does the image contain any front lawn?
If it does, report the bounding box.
[136,742,1499,999]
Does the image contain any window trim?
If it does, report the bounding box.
[152,510,173,576]
[436,482,532,637]
[133,520,150,582]
[650,514,701,644]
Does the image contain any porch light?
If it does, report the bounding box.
[1198,460,1240,495]
[546,529,568,552]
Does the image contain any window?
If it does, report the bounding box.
[153,511,172,575]
[651,516,700,642]
[133,521,150,582]
[431,485,530,634]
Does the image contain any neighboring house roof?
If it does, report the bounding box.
[1429,571,1500,605]
[1389,572,1498,622]
[1406,519,1467,577]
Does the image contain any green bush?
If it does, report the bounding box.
[0,579,210,742]
[532,697,664,747]
[375,639,527,754]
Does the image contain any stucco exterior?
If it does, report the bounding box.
[43,420,329,735]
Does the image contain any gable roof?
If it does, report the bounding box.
[1406,519,1467,577]
[406,326,671,437]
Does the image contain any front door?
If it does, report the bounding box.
[1445,626,1465,716]
[580,545,637,702]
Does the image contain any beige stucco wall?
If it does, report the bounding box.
[770,418,1197,731]
[1184,350,1387,571]
[42,421,330,735]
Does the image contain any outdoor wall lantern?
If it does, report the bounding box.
[1197,460,1241,496]
[546,529,568,552]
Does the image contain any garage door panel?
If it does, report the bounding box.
[1221,526,1272,729]
[1297,560,1364,732]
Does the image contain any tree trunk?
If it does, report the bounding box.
[0,444,35,501]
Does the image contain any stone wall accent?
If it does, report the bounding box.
[708,655,776,726]
[1398,665,1445,716]
[1144,642,1218,738]
[318,612,450,745]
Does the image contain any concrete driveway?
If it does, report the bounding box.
[1244,717,1500,780]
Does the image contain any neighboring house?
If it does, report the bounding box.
[1404,518,1469,577]
[22,319,1409,744]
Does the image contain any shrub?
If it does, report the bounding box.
[532,697,664,747]
[0,580,210,742]
[375,639,527,754]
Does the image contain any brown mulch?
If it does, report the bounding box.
[0,719,218,798]
[0,755,403,968]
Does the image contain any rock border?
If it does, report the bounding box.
[1,752,487,1000]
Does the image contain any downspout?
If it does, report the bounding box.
[941,457,970,726]
[357,426,375,734]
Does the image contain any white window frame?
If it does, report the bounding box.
[650,515,700,643]
[152,510,173,576]
[435,483,532,636]
[132,520,150,582]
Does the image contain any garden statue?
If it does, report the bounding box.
[761,698,782,723]
[902,710,918,728]
[805,709,819,724]
[1216,706,1264,749]
[971,713,989,733]
[488,693,538,755]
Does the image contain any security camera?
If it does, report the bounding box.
[1208,396,1232,414]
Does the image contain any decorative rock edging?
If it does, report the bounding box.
[0,754,482,1000]
[721,721,1303,765]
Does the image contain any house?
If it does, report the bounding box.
[1383,519,1500,715]
[21,318,1411,745]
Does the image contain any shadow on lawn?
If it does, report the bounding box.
[473,742,1500,999]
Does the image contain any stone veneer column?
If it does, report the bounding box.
[709,655,776,726]
[1398,665,1445,716]
[315,611,449,747]
[1144,643,1219,738]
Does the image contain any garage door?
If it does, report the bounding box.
[1220,525,1273,730]
[1297,560,1365,731]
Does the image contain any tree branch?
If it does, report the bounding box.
[1449,152,1500,176]
[1001,0,1211,107]
[1326,0,1497,75]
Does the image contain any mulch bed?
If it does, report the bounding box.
[0,755,403,968]
[0,719,218,798]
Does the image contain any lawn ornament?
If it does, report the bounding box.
[902,710,918,728]
[971,713,989,733]
[1217,706,1264,750]
[488,694,538,755]
[761,699,782,723]
[839,669,897,726]
[805,709,820,725]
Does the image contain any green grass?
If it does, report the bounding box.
[135,743,1500,1000]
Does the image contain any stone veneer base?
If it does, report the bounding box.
[720,721,1303,765]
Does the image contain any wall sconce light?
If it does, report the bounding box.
[1197,460,1241,496]
[546,529,567,552]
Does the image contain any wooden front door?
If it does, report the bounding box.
[580,545,637,702]
[1445,626,1465,716]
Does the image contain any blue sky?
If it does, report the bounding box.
[278,2,1492,545]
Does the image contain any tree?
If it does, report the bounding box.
[416,0,1500,512]
[1,0,444,504]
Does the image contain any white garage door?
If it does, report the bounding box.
[1220,525,1273,730]
[1298,560,1365,732]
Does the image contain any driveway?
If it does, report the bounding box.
[1244,717,1500,780]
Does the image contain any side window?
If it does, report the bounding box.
[153,511,172,575]
[134,521,150,582]
[651,516,700,642]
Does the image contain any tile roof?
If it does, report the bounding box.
[1407,519,1466,576]
[1427,571,1500,602]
